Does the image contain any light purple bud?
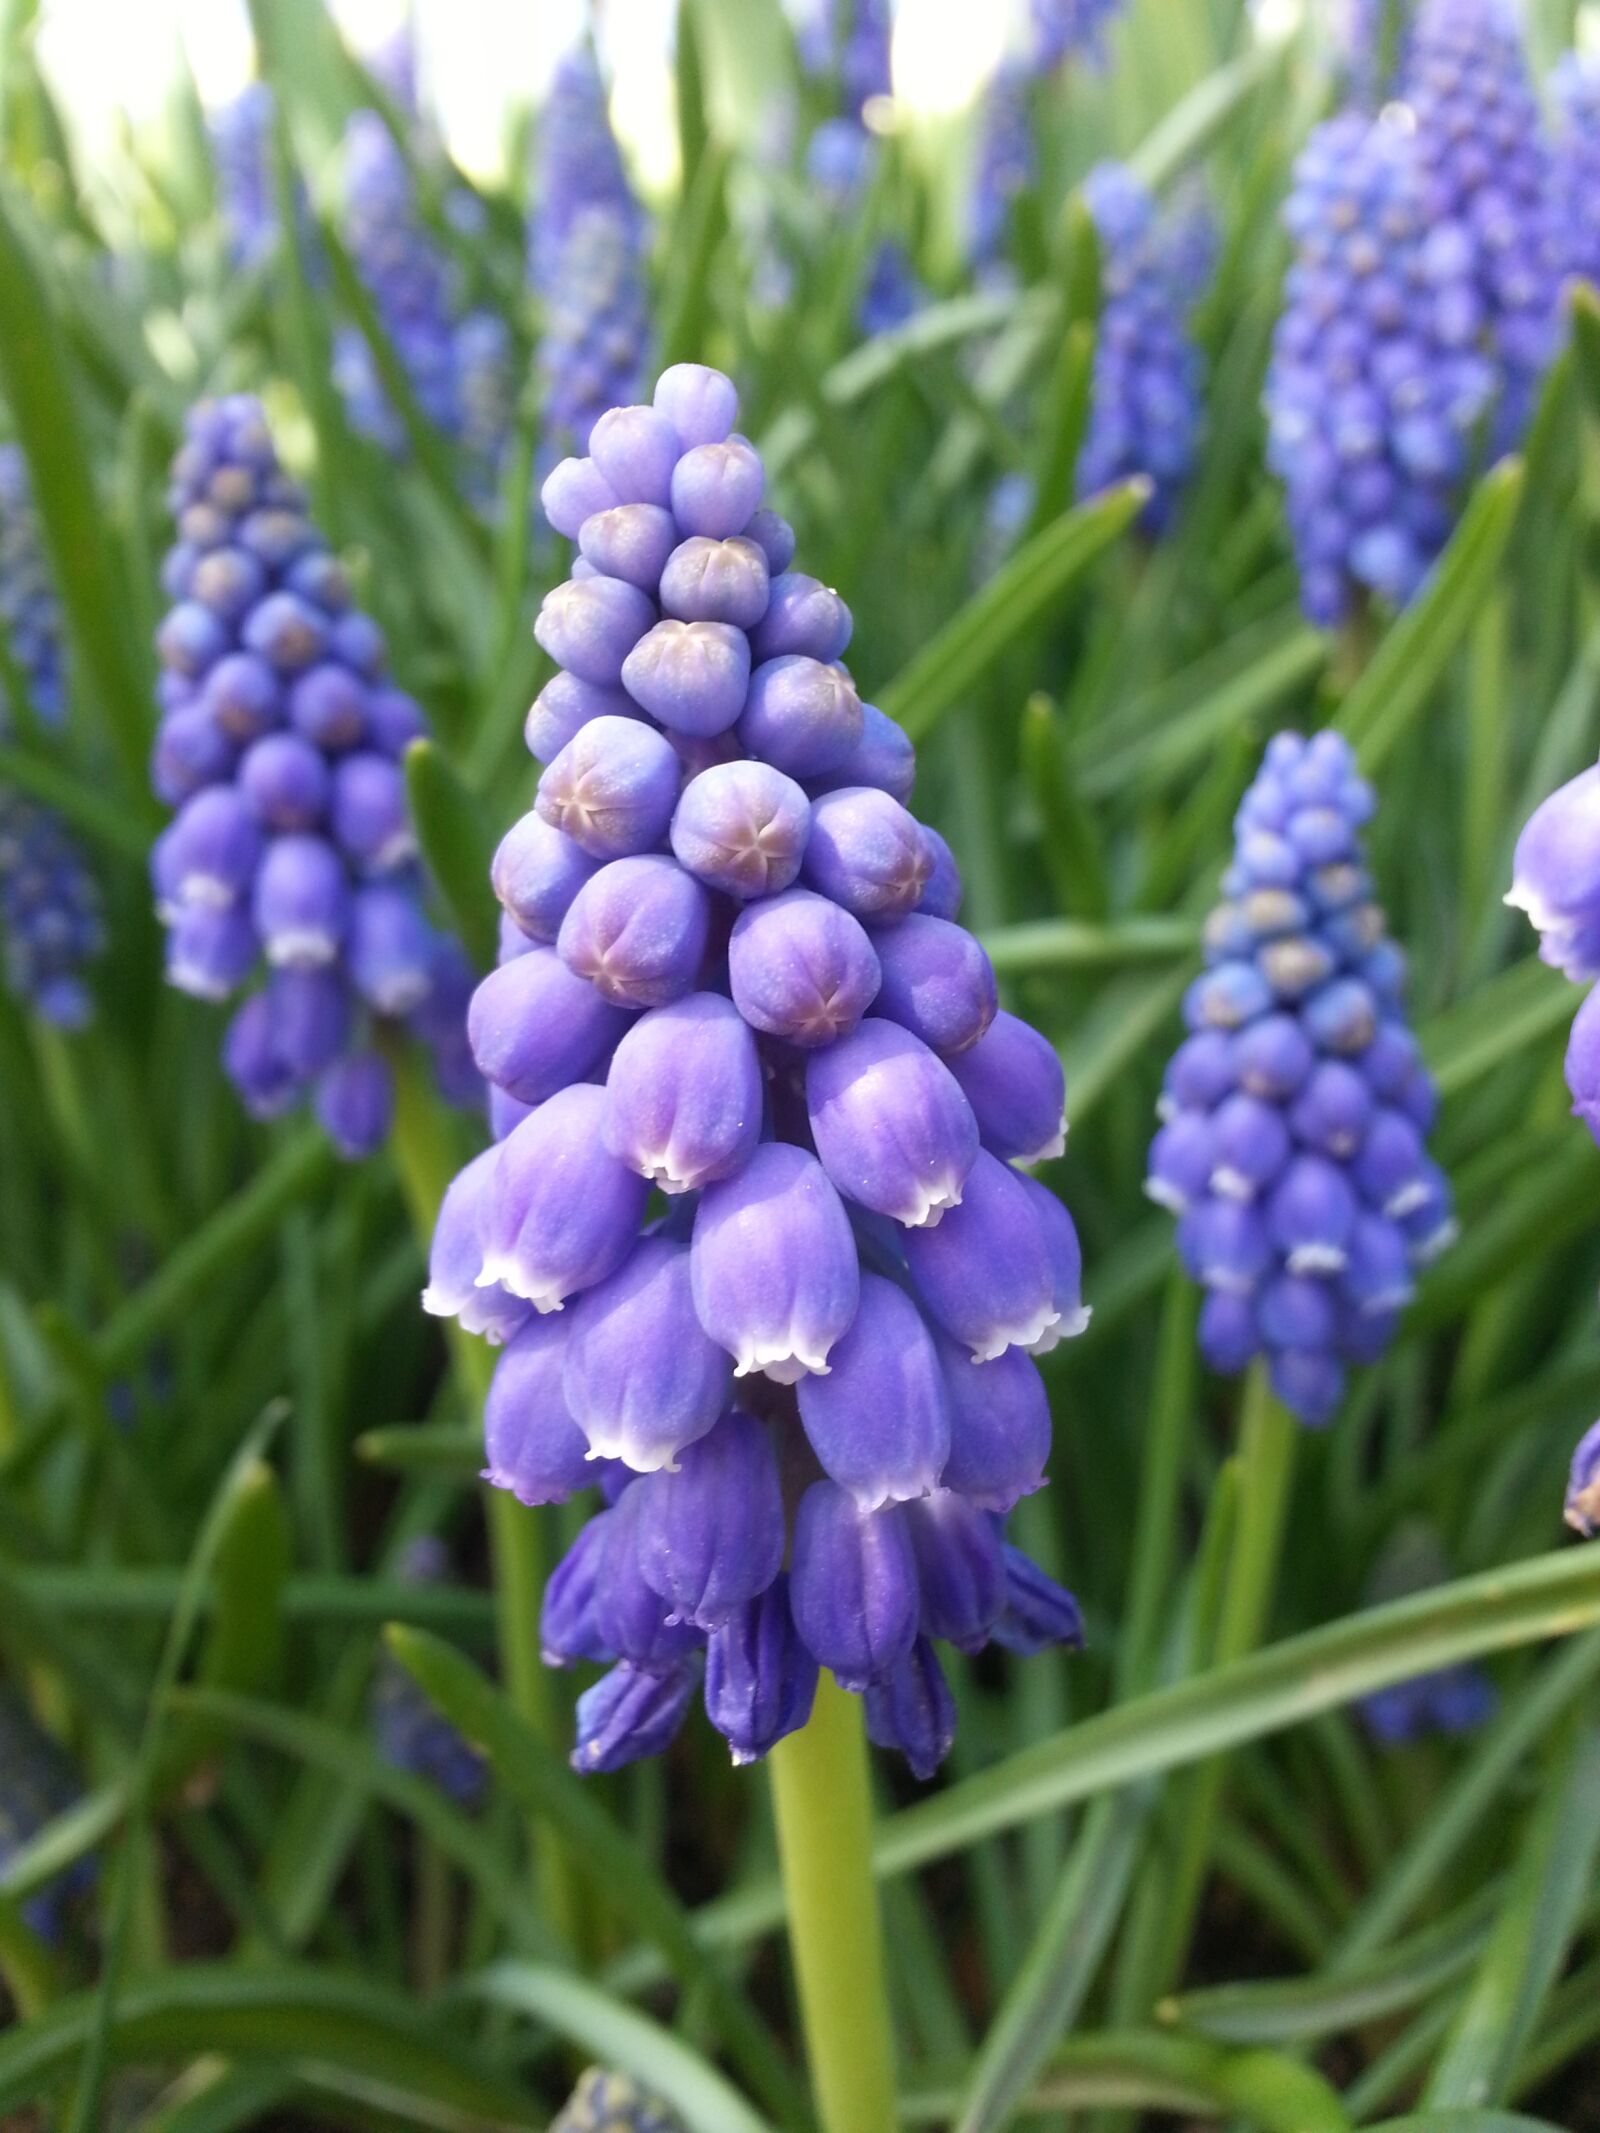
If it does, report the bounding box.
[1506,765,1600,943]
[749,573,852,663]
[589,403,682,507]
[654,362,740,448]
[524,672,639,763]
[201,651,281,739]
[153,705,236,803]
[1289,1059,1374,1157]
[806,1017,978,1228]
[1269,1348,1345,1428]
[870,914,998,1056]
[1187,960,1274,1030]
[905,1490,1004,1653]
[572,1659,698,1775]
[737,656,863,780]
[1177,1197,1272,1293]
[534,575,657,686]
[1232,1014,1315,1100]
[903,1150,1060,1359]
[239,733,330,829]
[621,619,751,737]
[945,1011,1065,1165]
[288,664,366,750]
[1342,1212,1414,1315]
[1267,1154,1358,1274]
[659,536,771,629]
[167,902,257,999]
[1303,977,1379,1055]
[1199,1290,1260,1373]
[990,1546,1085,1655]
[744,508,797,574]
[315,1050,394,1157]
[865,1638,957,1781]
[802,787,932,922]
[578,503,679,590]
[1256,1273,1337,1352]
[563,1237,733,1471]
[329,753,413,873]
[795,1272,949,1507]
[789,1483,918,1690]
[1018,1175,1090,1353]
[728,887,881,1047]
[422,1144,533,1344]
[541,454,620,539]
[604,993,763,1193]
[1161,1029,1235,1116]
[669,437,764,538]
[347,884,435,1014]
[557,854,712,1008]
[222,993,296,1116]
[814,704,917,806]
[365,688,427,757]
[492,810,599,942]
[636,1410,786,1628]
[542,1515,615,1667]
[691,1141,860,1379]
[1209,1093,1292,1200]
[536,715,682,860]
[704,1576,817,1764]
[1565,1419,1600,1538]
[1353,1109,1429,1216]
[1567,985,1600,1144]
[918,827,962,920]
[264,966,349,1078]
[591,1486,705,1669]
[670,759,812,899]
[936,1337,1049,1511]
[159,600,228,677]
[253,834,348,967]
[466,947,633,1103]
[164,787,263,908]
[479,1084,650,1310]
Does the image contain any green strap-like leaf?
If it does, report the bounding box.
[404,737,498,973]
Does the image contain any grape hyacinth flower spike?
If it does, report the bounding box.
[0,1692,95,1942]
[531,46,652,459]
[427,361,1088,1784]
[151,394,477,1155]
[551,2068,685,2133]
[0,445,103,1025]
[1148,730,1452,1427]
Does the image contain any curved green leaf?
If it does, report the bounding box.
[405,738,497,972]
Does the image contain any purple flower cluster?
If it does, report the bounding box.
[209,83,278,273]
[1266,109,1497,627]
[1361,1659,1495,1744]
[1029,0,1128,69]
[370,1538,487,1804]
[1148,731,1452,1427]
[425,363,1088,1778]
[0,1692,94,1943]
[1551,53,1600,293]
[151,395,476,1156]
[1077,163,1213,532]
[0,445,102,1026]
[1505,765,1600,1141]
[532,48,652,459]
[552,2069,684,2133]
[792,0,894,116]
[969,68,1033,271]
[335,110,510,494]
[1398,0,1564,450]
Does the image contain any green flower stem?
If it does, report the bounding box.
[1148,1360,1298,1991]
[769,1672,898,2133]
[387,1057,577,1948]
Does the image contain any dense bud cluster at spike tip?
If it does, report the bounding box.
[369,1539,487,1804]
[150,395,477,1155]
[532,49,651,459]
[0,446,103,1026]
[1397,0,1564,452]
[426,363,1089,1779]
[1076,163,1213,532]
[334,106,510,492]
[1265,107,1497,628]
[0,1693,94,1942]
[1147,731,1453,1427]
[552,2068,685,2133]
